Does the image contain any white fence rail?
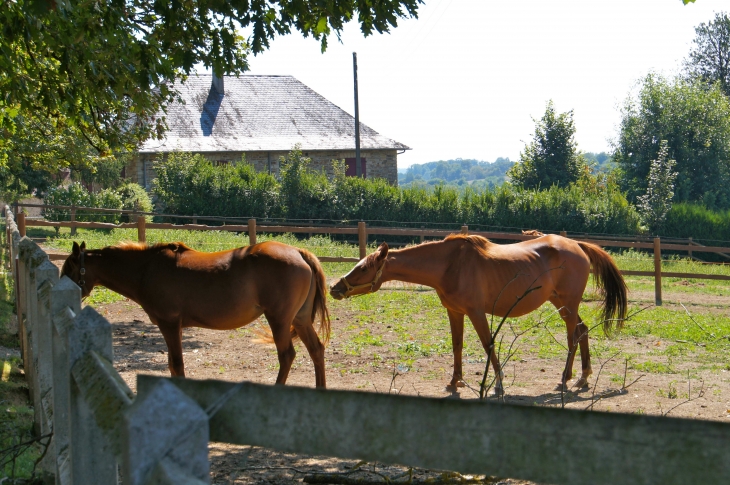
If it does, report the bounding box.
[5,205,730,485]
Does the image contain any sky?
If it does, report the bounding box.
[243,0,728,168]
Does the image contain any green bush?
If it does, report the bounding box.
[116,182,153,221]
[150,149,644,236]
[43,183,123,224]
[152,152,279,220]
[663,203,730,242]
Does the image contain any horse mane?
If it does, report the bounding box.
[444,233,494,257]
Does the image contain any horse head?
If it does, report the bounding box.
[61,241,94,298]
[330,242,389,300]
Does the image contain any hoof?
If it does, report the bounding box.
[574,377,590,389]
[445,384,460,393]
[447,380,465,391]
[555,383,569,392]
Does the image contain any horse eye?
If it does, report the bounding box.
[361,266,368,272]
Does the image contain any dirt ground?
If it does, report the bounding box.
[73,272,729,485]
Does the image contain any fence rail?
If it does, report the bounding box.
[5,205,730,485]
[11,204,730,307]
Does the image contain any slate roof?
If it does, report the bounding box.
[139,74,409,153]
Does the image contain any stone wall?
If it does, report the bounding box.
[127,149,399,190]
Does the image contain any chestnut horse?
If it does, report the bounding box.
[330,234,627,393]
[62,241,330,387]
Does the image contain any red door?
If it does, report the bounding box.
[345,158,367,177]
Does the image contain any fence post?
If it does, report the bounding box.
[66,307,118,484]
[654,237,662,306]
[70,205,76,236]
[35,259,60,478]
[358,222,367,259]
[123,380,209,485]
[18,239,54,437]
[560,231,567,237]
[688,237,693,260]
[51,277,82,483]
[248,219,257,246]
[17,210,26,237]
[192,214,197,225]
[420,226,425,244]
[137,215,146,243]
[461,225,468,235]
[16,237,40,422]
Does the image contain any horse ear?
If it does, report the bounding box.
[376,242,389,260]
[72,242,80,256]
[80,241,86,251]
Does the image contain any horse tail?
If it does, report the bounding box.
[577,241,628,335]
[252,250,331,346]
[298,248,331,345]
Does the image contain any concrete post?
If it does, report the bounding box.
[34,259,60,478]
[18,238,42,427]
[51,277,82,484]
[123,380,210,485]
[66,306,118,484]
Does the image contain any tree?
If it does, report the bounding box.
[636,141,678,234]
[684,12,730,97]
[508,101,587,189]
[613,73,730,209]
[0,0,422,169]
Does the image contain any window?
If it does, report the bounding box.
[345,158,367,177]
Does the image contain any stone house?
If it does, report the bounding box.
[128,74,409,188]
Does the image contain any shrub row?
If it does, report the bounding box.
[43,182,153,224]
[150,151,644,236]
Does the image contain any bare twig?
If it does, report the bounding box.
[586,351,621,411]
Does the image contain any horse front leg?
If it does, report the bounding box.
[446,309,466,392]
[158,323,185,377]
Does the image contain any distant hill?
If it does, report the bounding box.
[398,158,515,189]
[398,152,614,189]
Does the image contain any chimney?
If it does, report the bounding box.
[212,72,224,94]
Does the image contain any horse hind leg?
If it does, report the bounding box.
[158,322,185,377]
[573,317,592,389]
[264,311,298,386]
[466,311,504,396]
[446,309,466,392]
[292,314,326,388]
[550,296,591,390]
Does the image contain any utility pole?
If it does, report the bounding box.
[353,52,362,177]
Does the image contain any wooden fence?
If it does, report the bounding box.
[12,203,730,307]
[5,206,730,485]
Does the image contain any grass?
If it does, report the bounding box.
[0,226,45,483]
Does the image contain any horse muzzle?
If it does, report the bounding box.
[329,284,347,300]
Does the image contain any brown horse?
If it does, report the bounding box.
[62,241,331,387]
[330,234,627,393]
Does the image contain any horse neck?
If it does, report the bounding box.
[384,241,458,289]
[87,248,149,302]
